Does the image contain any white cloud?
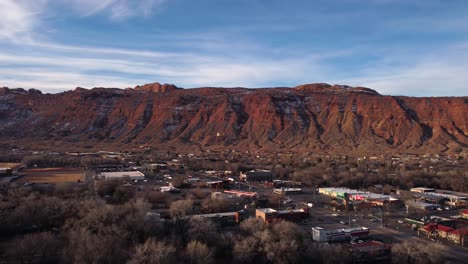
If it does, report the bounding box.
[0,40,324,92]
[336,44,468,96]
[0,0,47,41]
[0,0,167,42]
[63,0,167,19]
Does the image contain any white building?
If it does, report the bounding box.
[312,226,369,243]
[100,171,145,181]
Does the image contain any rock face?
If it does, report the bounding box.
[0,83,466,154]
[134,82,179,93]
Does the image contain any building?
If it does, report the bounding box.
[410,187,436,193]
[273,187,302,195]
[185,177,201,184]
[205,180,230,189]
[191,212,239,226]
[312,226,370,243]
[411,193,448,205]
[420,220,468,247]
[159,184,180,193]
[224,190,257,198]
[461,209,468,220]
[319,187,363,200]
[319,187,400,207]
[240,170,274,182]
[405,200,441,211]
[256,208,308,223]
[350,240,392,263]
[410,188,468,208]
[100,171,145,181]
[0,168,12,177]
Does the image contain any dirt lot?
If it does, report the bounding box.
[16,167,85,183]
[0,162,21,169]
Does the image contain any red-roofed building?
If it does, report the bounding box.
[461,209,468,220]
[350,240,392,263]
[436,225,454,238]
[422,221,468,247]
[447,227,468,247]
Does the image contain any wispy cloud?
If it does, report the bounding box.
[0,41,325,92]
[0,0,47,41]
[62,0,167,19]
[336,44,468,96]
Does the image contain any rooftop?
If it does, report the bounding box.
[257,208,278,213]
[100,171,144,177]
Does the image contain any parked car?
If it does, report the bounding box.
[339,221,347,225]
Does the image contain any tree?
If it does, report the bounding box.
[233,236,263,263]
[392,241,446,264]
[171,176,186,188]
[187,216,216,244]
[240,217,267,235]
[169,199,193,219]
[128,238,176,264]
[5,232,61,264]
[66,227,128,264]
[185,240,213,264]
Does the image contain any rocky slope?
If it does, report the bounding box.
[0,83,466,154]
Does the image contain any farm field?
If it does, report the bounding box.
[16,167,85,183]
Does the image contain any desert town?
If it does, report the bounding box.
[0,147,466,263]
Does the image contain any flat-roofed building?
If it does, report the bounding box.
[256,208,308,223]
[273,187,302,195]
[312,226,370,243]
[224,190,257,198]
[411,187,436,193]
[191,212,239,226]
[100,171,145,180]
[240,170,274,182]
[350,240,392,263]
[0,168,12,177]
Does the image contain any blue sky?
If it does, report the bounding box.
[1,0,467,96]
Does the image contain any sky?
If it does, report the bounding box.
[0,0,467,96]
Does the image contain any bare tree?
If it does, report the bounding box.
[185,240,213,264]
[5,232,61,264]
[187,216,216,244]
[128,238,176,264]
[169,199,193,219]
[392,241,446,264]
[233,236,263,263]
